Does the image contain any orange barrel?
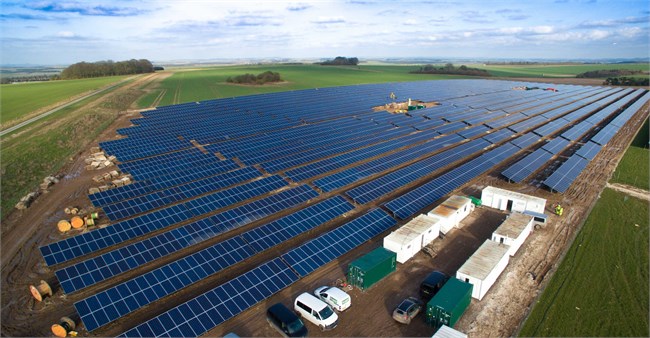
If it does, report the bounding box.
[57,220,71,233]
[70,216,84,229]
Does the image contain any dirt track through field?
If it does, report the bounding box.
[606,182,650,201]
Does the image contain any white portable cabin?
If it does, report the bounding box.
[481,186,546,214]
[432,325,468,338]
[428,195,474,234]
[383,226,423,264]
[456,240,510,300]
[491,213,534,256]
[403,214,441,248]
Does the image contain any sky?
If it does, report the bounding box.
[1,0,648,65]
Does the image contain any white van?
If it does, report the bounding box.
[313,286,351,312]
[294,293,339,331]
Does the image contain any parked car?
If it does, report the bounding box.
[313,286,351,312]
[392,297,423,324]
[420,271,449,302]
[266,303,308,337]
[294,293,339,331]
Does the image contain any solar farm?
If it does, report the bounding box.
[6,79,649,337]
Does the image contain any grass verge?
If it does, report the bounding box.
[611,118,649,190]
[519,189,649,337]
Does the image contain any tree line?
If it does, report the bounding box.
[319,56,359,66]
[60,59,154,79]
[411,63,491,76]
[603,77,649,86]
[577,69,644,78]
[226,71,282,85]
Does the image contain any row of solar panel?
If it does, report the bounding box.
[76,196,354,332]
[120,208,396,337]
[55,185,319,293]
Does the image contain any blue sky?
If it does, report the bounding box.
[1,0,648,65]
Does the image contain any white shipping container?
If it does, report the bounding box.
[481,186,546,214]
[432,325,468,338]
[456,240,510,300]
[491,213,534,256]
[428,195,474,234]
[383,226,423,264]
[403,214,441,247]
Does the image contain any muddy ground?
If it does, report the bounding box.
[1,78,647,337]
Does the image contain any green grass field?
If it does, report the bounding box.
[520,187,649,337]
[136,64,452,108]
[611,118,649,190]
[1,76,129,125]
[476,63,648,78]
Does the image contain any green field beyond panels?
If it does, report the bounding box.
[477,63,648,78]
[520,188,649,337]
[611,118,650,190]
[137,64,449,108]
[0,76,129,125]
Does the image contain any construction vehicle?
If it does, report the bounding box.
[554,203,564,216]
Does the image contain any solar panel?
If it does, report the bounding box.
[345,138,490,204]
[560,120,594,141]
[457,124,491,139]
[543,155,589,193]
[510,133,540,149]
[243,196,355,252]
[282,208,397,276]
[55,185,317,293]
[482,128,513,144]
[384,143,518,219]
[541,138,571,155]
[501,148,554,183]
[75,236,254,332]
[575,141,602,160]
[119,258,298,337]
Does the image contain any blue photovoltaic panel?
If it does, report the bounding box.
[510,133,540,149]
[532,119,567,137]
[384,143,518,219]
[501,148,554,183]
[282,209,396,276]
[482,128,513,144]
[457,124,490,139]
[345,138,490,204]
[560,120,594,141]
[102,191,171,221]
[89,181,154,207]
[183,175,287,216]
[543,155,589,193]
[541,138,571,155]
[435,121,467,135]
[76,236,254,332]
[119,258,298,338]
[243,196,355,253]
[575,141,602,160]
[40,204,194,266]
[590,124,618,146]
[55,185,317,293]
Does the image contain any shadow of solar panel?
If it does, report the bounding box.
[282,209,396,277]
[543,155,589,193]
[119,258,298,338]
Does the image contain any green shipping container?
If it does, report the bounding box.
[347,247,396,291]
[425,278,473,329]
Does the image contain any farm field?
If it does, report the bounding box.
[519,187,649,337]
[136,64,452,107]
[611,118,649,189]
[475,62,649,78]
[1,75,130,126]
